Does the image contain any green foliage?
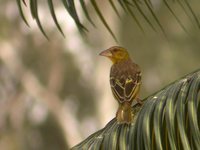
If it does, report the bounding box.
[72,69,200,149]
[16,0,200,40]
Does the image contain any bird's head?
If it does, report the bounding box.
[99,46,130,64]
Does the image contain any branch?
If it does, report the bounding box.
[72,69,200,149]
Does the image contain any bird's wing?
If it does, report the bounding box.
[110,77,125,103]
[124,72,141,102]
[110,72,141,103]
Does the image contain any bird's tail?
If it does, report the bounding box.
[116,102,133,124]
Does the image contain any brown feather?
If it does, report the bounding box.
[110,59,141,103]
[100,46,142,124]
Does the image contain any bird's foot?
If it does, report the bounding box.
[136,97,143,105]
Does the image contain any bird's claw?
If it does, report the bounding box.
[136,98,143,105]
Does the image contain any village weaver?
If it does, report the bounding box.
[99,46,142,124]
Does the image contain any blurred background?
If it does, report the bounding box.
[0,0,200,149]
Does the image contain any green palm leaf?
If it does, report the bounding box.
[16,0,200,40]
[72,69,200,149]
[48,0,65,37]
[30,0,49,39]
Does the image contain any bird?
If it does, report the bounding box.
[99,46,142,124]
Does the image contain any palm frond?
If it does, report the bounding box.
[61,0,88,33]
[16,0,200,40]
[163,0,188,34]
[90,0,118,42]
[30,0,49,39]
[80,0,96,27]
[132,0,157,32]
[16,0,29,26]
[182,0,200,29]
[176,0,195,26]
[123,0,144,33]
[109,0,121,19]
[72,69,200,149]
[48,0,65,37]
[143,0,167,37]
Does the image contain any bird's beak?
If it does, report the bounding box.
[99,49,112,57]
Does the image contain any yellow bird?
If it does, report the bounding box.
[99,46,142,124]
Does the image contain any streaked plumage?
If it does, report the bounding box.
[100,46,142,124]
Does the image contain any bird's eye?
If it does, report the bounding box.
[113,49,118,52]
